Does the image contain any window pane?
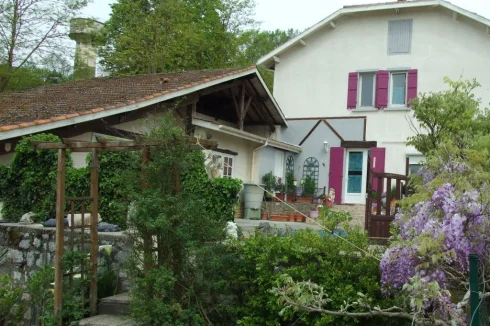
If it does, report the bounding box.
[347,152,363,194]
[409,164,421,175]
[392,73,406,105]
[360,74,374,107]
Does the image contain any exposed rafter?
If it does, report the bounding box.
[329,21,336,29]
[299,39,307,46]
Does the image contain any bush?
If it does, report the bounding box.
[0,274,24,325]
[230,228,404,326]
[0,134,71,222]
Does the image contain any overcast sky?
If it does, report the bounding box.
[81,0,490,31]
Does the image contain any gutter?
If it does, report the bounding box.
[251,138,269,183]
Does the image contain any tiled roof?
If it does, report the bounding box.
[343,0,433,9]
[0,66,255,131]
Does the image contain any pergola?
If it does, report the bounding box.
[31,136,217,323]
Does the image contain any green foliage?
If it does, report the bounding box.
[303,175,316,197]
[0,63,71,92]
[230,228,402,325]
[318,206,352,233]
[285,172,295,194]
[262,171,277,193]
[0,134,72,221]
[100,0,256,75]
[127,113,241,325]
[407,78,486,155]
[0,274,23,326]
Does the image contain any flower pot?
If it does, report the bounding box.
[296,197,312,204]
[281,214,290,222]
[261,212,268,220]
[273,193,285,202]
[289,213,295,221]
[294,214,304,222]
[270,213,289,222]
[310,210,319,219]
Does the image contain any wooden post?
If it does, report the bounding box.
[89,149,99,316]
[141,147,152,271]
[54,148,66,323]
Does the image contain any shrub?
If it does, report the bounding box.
[230,228,404,326]
[0,134,71,221]
[0,274,24,326]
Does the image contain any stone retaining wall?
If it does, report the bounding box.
[0,223,130,288]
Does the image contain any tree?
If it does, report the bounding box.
[99,0,257,75]
[407,78,486,155]
[0,0,88,91]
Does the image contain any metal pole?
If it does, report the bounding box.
[89,149,99,316]
[54,148,66,324]
[470,254,481,326]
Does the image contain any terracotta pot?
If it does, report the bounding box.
[296,197,312,204]
[261,212,268,220]
[269,213,284,221]
[281,214,290,222]
[289,213,295,221]
[294,214,303,222]
[273,193,285,202]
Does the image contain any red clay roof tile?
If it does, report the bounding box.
[0,67,255,131]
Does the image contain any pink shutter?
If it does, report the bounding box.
[375,70,389,109]
[347,72,358,109]
[370,148,386,191]
[407,69,418,106]
[329,147,344,204]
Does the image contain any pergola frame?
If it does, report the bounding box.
[31,136,217,323]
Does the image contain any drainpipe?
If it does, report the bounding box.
[251,138,269,183]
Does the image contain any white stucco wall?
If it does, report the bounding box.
[273,7,490,175]
[194,126,257,182]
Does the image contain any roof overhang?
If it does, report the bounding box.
[0,68,288,141]
[193,118,301,153]
[257,0,490,68]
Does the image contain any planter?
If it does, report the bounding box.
[261,212,268,220]
[296,197,312,204]
[289,213,295,221]
[270,214,289,222]
[273,193,285,202]
[310,210,319,219]
[295,214,305,222]
[243,183,265,220]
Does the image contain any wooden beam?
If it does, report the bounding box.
[487,26,490,34]
[329,21,336,29]
[198,81,240,97]
[54,148,66,322]
[89,149,99,316]
[453,12,459,20]
[299,39,307,46]
[245,80,277,131]
[273,56,281,63]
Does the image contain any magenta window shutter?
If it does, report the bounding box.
[347,72,358,109]
[375,70,389,109]
[407,69,418,106]
[370,148,386,191]
[329,147,344,204]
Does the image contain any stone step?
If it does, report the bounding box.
[98,293,130,316]
[78,315,134,326]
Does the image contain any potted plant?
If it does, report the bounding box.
[310,205,321,219]
[274,183,286,202]
[285,172,296,202]
[297,175,315,203]
[262,171,277,201]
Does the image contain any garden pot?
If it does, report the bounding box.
[273,193,285,202]
[281,214,290,222]
[269,213,282,221]
[294,214,304,222]
[312,198,321,204]
[296,197,312,204]
[289,213,295,221]
[261,212,268,220]
[310,210,319,219]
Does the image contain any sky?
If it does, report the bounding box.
[81,0,490,31]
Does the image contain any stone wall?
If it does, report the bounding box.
[0,223,130,288]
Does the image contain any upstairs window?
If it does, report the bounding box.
[388,19,413,55]
[390,72,407,106]
[359,73,376,107]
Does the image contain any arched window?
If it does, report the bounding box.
[302,157,319,195]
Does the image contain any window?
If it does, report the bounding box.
[390,72,407,106]
[358,73,376,107]
[409,164,422,175]
[211,152,235,178]
[388,19,413,55]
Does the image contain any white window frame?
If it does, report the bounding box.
[212,152,235,178]
[357,73,376,109]
[389,71,408,107]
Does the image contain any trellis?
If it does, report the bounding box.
[286,155,294,176]
[302,157,319,188]
[31,136,217,323]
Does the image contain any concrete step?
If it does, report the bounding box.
[78,315,134,326]
[98,293,130,316]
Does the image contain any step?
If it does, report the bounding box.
[98,293,131,316]
[78,315,134,326]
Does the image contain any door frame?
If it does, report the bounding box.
[343,149,368,204]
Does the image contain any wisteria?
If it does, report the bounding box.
[381,179,490,321]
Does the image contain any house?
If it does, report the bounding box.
[0,66,303,218]
[257,0,490,204]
